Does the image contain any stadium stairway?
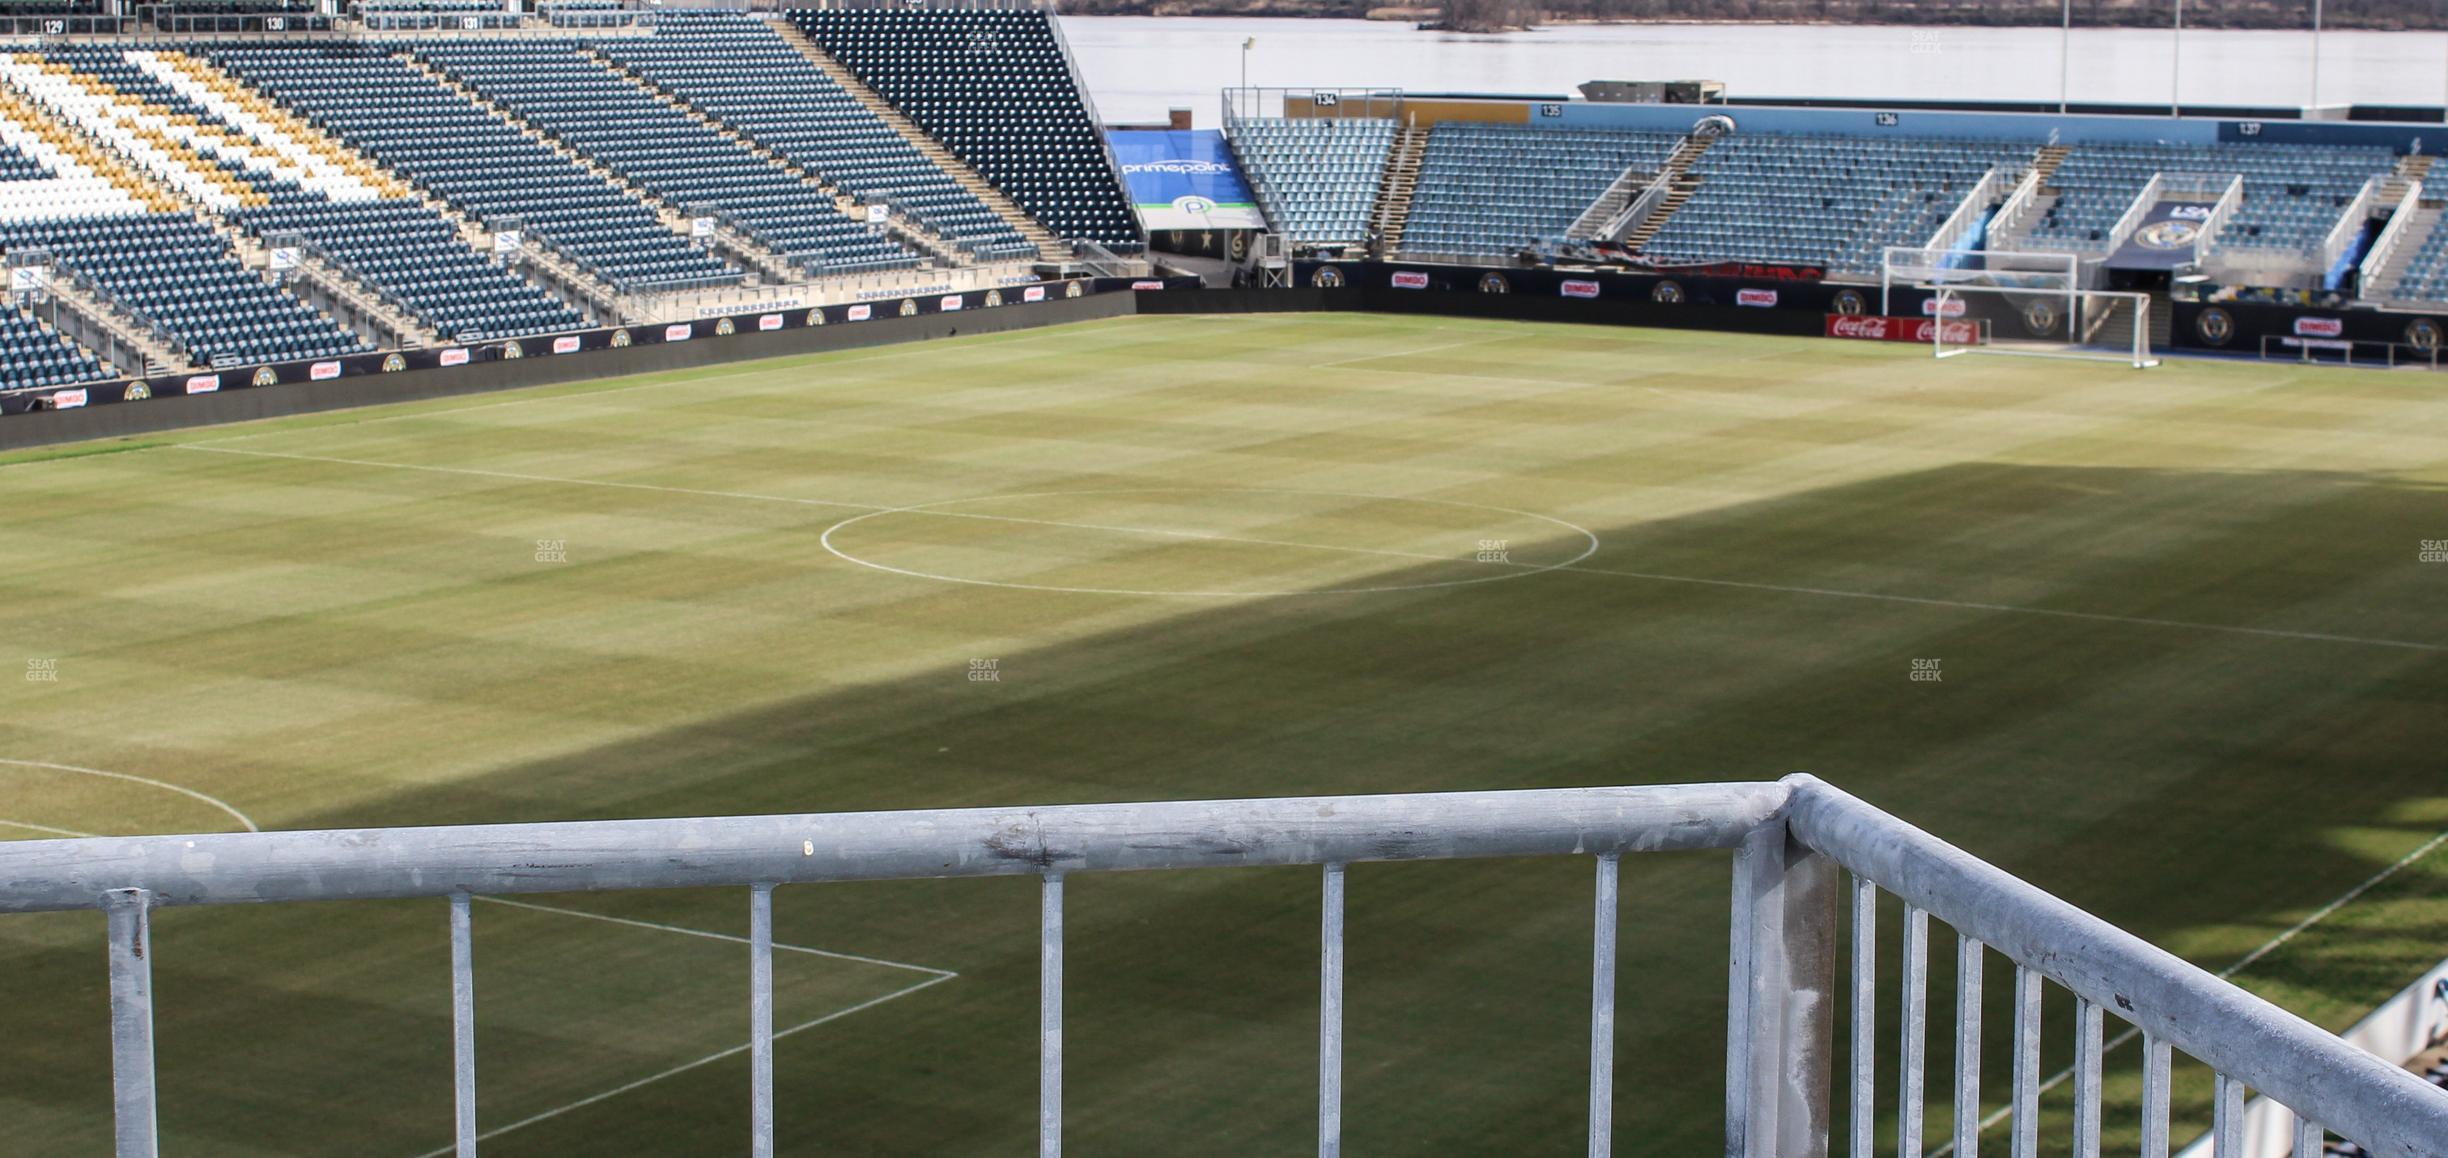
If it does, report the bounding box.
[223,227,442,348]
[1986,143,2069,252]
[37,276,177,376]
[1619,132,1717,254]
[392,50,809,286]
[41,263,200,376]
[585,42,987,269]
[770,20,1064,262]
[1366,121,1428,254]
[1565,155,1655,242]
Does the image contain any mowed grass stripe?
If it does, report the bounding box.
[0,314,2443,1154]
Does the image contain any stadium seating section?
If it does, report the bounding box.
[2387,214,2448,303]
[209,43,744,290]
[596,12,1033,261]
[2027,141,2393,254]
[795,7,1138,248]
[1404,123,1679,257]
[1,304,107,388]
[0,141,46,182]
[233,191,585,340]
[1644,133,2027,275]
[1230,117,1393,247]
[409,38,921,276]
[0,213,366,366]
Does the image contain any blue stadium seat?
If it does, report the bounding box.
[410,38,924,277]
[795,8,1139,249]
[1404,123,1680,258]
[209,43,745,293]
[600,12,1034,262]
[1232,117,1393,248]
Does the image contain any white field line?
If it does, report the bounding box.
[0,757,261,832]
[408,970,958,1158]
[1313,335,1496,368]
[476,896,952,977]
[176,444,2445,654]
[0,818,99,838]
[1927,825,2448,1156]
[0,762,959,1154]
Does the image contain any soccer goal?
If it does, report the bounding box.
[1882,247,2159,369]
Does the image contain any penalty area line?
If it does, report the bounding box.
[407,971,957,1158]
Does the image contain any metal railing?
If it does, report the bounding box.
[1921,166,2015,257]
[2316,174,2384,274]
[3,774,2444,1158]
[2357,180,2426,298]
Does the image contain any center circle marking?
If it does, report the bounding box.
[818,488,1602,597]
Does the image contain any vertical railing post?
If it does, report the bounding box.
[1319,862,1346,1158]
[1727,820,1838,1158]
[750,883,776,1158]
[1952,937,1984,1158]
[105,887,158,1158]
[1040,873,1064,1158]
[450,889,476,1158]
[2010,967,2042,1158]
[1588,852,1620,1158]
[1899,906,1929,1158]
[2139,1034,2173,1158]
[1850,879,1874,1158]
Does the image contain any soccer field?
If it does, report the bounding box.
[2,311,2444,1155]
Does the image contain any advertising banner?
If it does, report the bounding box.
[1108,130,1266,230]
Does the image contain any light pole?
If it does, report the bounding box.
[2171,0,2183,117]
[2060,0,2071,114]
[2310,0,2323,111]
[1241,36,1253,94]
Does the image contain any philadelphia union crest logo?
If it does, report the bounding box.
[808,309,824,326]
[715,317,735,336]
[502,340,524,359]
[2196,307,2236,347]
[251,366,278,387]
[1312,266,1345,289]
[1651,280,1684,304]
[123,381,151,401]
[1478,272,1509,294]
[382,353,407,373]
[985,289,1004,308]
[610,329,632,348]
[898,298,918,317]
[2021,298,2061,337]
[1831,289,1866,316]
[2406,317,2441,353]
[2133,218,2201,251]
[1064,280,1083,299]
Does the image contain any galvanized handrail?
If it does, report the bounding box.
[4,774,2443,1158]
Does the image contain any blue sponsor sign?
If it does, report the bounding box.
[1108,130,1266,230]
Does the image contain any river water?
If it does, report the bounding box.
[1058,16,2448,129]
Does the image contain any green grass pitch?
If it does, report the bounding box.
[1,311,2444,1154]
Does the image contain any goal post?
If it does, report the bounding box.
[1927,285,2159,369]
[1887,248,2158,369]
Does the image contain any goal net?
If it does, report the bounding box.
[1882,247,2158,369]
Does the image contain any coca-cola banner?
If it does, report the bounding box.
[1824,315,1982,345]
